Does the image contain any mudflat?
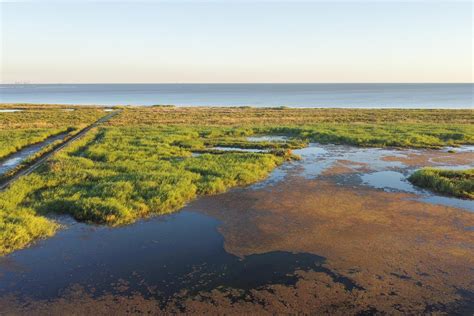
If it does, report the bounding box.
[1,139,473,314]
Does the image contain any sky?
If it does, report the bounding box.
[1,1,472,84]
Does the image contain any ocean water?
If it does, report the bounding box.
[0,83,472,108]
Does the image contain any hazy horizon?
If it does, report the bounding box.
[1,83,472,108]
[1,1,473,84]
[2,82,473,85]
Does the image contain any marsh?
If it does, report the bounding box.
[0,106,473,314]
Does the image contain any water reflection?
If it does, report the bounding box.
[0,211,332,301]
[0,132,68,175]
[246,135,288,142]
[211,147,269,153]
[261,144,474,211]
[0,109,23,113]
[442,145,474,153]
[418,195,474,212]
[361,171,417,193]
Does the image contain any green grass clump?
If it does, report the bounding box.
[409,168,474,199]
[262,123,474,148]
[0,175,59,255]
[0,129,67,159]
[0,106,106,159]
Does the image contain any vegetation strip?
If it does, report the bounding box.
[110,107,474,148]
[0,105,107,159]
[0,110,120,191]
[0,131,70,180]
[409,168,473,199]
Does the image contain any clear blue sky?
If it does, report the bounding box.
[1,1,472,83]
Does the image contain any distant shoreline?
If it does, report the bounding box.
[1,103,473,110]
[1,83,472,109]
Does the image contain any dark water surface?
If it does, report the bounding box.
[0,211,333,301]
[1,83,472,108]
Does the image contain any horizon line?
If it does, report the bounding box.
[2,82,473,85]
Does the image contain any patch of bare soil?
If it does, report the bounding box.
[186,175,474,314]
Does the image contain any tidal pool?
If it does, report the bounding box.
[246,135,288,142]
[361,170,417,193]
[0,211,347,302]
[0,109,23,113]
[1,143,473,314]
[211,146,269,153]
[442,145,474,153]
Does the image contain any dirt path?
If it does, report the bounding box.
[0,110,120,191]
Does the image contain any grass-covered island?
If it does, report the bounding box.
[409,168,473,199]
[0,104,473,255]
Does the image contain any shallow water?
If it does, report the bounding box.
[0,109,23,113]
[291,144,407,179]
[0,143,473,313]
[246,135,288,142]
[290,144,474,211]
[0,132,68,175]
[211,146,269,153]
[418,195,474,212]
[361,170,417,193]
[442,145,474,153]
[0,211,334,301]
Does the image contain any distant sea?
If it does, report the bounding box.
[0,83,472,108]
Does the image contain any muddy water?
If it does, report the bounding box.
[290,144,474,211]
[0,144,473,314]
[0,132,69,175]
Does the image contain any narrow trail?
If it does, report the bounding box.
[0,110,121,191]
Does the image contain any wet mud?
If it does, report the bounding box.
[0,144,473,314]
